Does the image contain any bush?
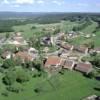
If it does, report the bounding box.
[6,85,23,93]
[2,59,16,69]
[2,71,16,85]
[16,70,30,83]
[1,91,9,97]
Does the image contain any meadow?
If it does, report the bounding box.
[0,71,99,100]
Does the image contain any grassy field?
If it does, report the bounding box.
[13,21,79,38]
[13,23,60,38]
[81,21,98,33]
[12,20,100,47]
[0,71,100,100]
[70,21,100,47]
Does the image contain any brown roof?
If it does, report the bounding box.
[15,51,33,61]
[60,44,72,50]
[75,63,92,74]
[45,56,63,67]
[94,47,100,51]
[74,46,87,53]
[63,60,74,69]
[13,37,24,42]
[1,51,11,59]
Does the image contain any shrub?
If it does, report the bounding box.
[2,71,16,85]
[6,85,23,93]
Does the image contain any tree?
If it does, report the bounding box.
[33,60,42,71]
[31,26,36,29]
[3,71,16,85]
[16,70,30,83]
[2,59,16,69]
[5,33,10,39]
[6,84,23,93]
[0,48,3,55]
[83,39,94,49]
[53,28,60,35]
[91,55,100,68]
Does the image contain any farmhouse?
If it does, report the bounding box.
[75,62,93,74]
[83,95,99,100]
[14,51,34,63]
[1,51,12,59]
[41,36,51,46]
[8,32,27,46]
[28,47,39,59]
[67,31,78,38]
[63,60,75,70]
[44,56,64,72]
[67,55,79,61]
[73,46,88,54]
[94,47,100,53]
[60,43,73,51]
[56,32,65,40]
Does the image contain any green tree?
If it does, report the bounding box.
[2,59,16,69]
[5,33,10,39]
[53,28,60,35]
[3,71,16,85]
[91,55,100,68]
[16,70,30,83]
[83,39,94,49]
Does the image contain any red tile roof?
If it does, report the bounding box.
[60,44,72,50]
[45,56,63,67]
[74,46,87,53]
[75,63,92,74]
[63,60,74,69]
[94,47,100,51]
[15,51,33,61]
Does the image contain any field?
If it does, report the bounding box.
[12,20,100,47]
[13,21,79,38]
[0,71,100,100]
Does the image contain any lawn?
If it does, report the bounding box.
[0,71,99,100]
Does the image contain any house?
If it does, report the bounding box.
[94,47,100,53]
[67,31,78,38]
[1,51,12,59]
[67,55,79,61]
[14,51,34,63]
[92,34,96,37]
[63,60,75,70]
[56,32,65,40]
[75,62,93,74]
[41,36,51,46]
[44,56,64,72]
[84,34,91,38]
[8,32,27,46]
[83,95,99,100]
[60,43,73,51]
[28,47,39,59]
[28,47,38,54]
[73,46,88,54]
[51,33,66,46]
[43,47,49,53]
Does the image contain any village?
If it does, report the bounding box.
[0,31,100,75]
[0,29,100,100]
